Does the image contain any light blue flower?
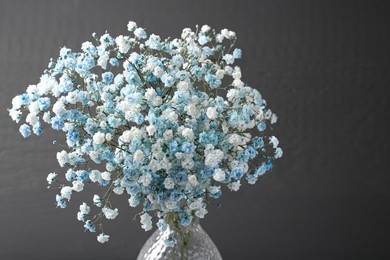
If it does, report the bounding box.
[252,136,264,149]
[181,141,195,154]
[198,35,209,45]
[274,147,283,159]
[205,74,221,89]
[84,220,96,232]
[134,27,147,39]
[157,218,167,231]
[102,72,114,84]
[257,122,266,132]
[51,116,64,130]
[231,167,244,180]
[65,169,76,182]
[19,124,31,138]
[33,122,43,136]
[233,48,242,59]
[255,163,267,176]
[223,54,235,64]
[38,97,50,111]
[67,128,80,143]
[145,34,162,50]
[164,236,176,247]
[19,93,30,105]
[161,73,174,87]
[56,194,66,208]
[179,211,193,227]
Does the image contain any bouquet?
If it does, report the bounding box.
[9,21,282,244]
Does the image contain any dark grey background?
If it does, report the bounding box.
[1,0,389,259]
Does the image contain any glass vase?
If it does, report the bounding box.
[137,213,223,260]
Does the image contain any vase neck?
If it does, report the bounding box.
[164,212,199,231]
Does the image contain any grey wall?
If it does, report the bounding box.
[1,0,389,259]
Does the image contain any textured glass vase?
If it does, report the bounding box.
[137,214,223,260]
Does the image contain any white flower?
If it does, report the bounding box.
[60,186,73,201]
[271,114,278,124]
[127,21,137,31]
[105,133,112,141]
[232,79,244,88]
[77,211,84,222]
[46,172,57,185]
[25,113,38,126]
[38,75,58,96]
[134,150,144,162]
[139,172,152,187]
[213,168,225,182]
[11,96,23,110]
[215,33,224,43]
[152,96,162,106]
[8,109,22,123]
[177,81,189,91]
[208,185,221,194]
[185,104,200,118]
[226,89,239,101]
[163,177,175,189]
[93,194,102,207]
[206,107,218,120]
[181,157,194,169]
[115,35,130,54]
[98,52,110,69]
[140,213,153,231]
[153,66,164,78]
[89,170,101,182]
[163,129,173,140]
[93,132,105,145]
[181,128,194,140]
[221,28,229,38]
[201,24,211,33]
[79,202,90,214]
[230,181,241,191]
[81,41,93,52]
[113,186,124,195]
[269,136,279,148]
[56,150,68,167]
[228,134,242,146]
[195,208,208,218]
[228,30,236,39]
[189,198,203,210]
[72,180,84,192]
[52,100,66,115]
[145,88,157,101]
[28,101,39,114]
[216,69,225,79]
[42,112,51,123]
[205,149,224,168]
[66,91,78,104]
[97,233,110,244]
[121,130,132,143]
[128,196,140,207]
[102,207,119,220]
[232,71,241,80]
[146,125,156,136]
[188,174,198,186]
[101,171,111,181]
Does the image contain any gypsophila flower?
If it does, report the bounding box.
[9,20,282,244]
[47,172,57,185]
[97,233,110,244]
[102,207,119,220]
[140,213,153,231]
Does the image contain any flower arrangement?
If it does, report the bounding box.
[9,21,282,245]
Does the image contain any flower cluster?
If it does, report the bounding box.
[9,21,282,243]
